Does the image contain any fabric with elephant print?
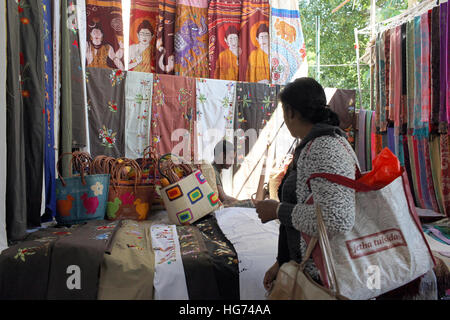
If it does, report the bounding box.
[270,0,307,85]
[129,0,159,73]
[151,74,196,161]
[208,0,242,81]
[155,0,176,74]
[177,215,240,299]
[85,0,125,70]
[86,67,126,158]
[238,0,270,83]
[174,0,209,78]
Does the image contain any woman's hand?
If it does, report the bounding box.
[263,261,280,291]
[253,199,279,223]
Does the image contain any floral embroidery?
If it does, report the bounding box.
[108,101,118,113]
[271,57,284,82]
[14,247,38,262]
[109,69,124,86]
[99,125,117,148]
[90,181,104,196]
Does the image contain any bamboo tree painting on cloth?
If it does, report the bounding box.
[129,0,159,73]
[238,0,270,83]
[174,0,209,78]
[151,74,196,162]
[270,0,307,85]
[208,0,242,81]
[6,0,28,241]
[67,0,88,149]
[155,0,176,74]
[86,67,125,158]
[196,78,236,163]
[85,0,124,70]
[18,0,45,229]
[125,71,153,159]
[233,82,279,166]
[42,0,56,220]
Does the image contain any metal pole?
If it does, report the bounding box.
[316,16,321,82]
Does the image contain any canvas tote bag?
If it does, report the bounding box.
[303,168,436,300]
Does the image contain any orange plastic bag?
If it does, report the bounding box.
[356,147,401,189]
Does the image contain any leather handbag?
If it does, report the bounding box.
[268,204,349,300]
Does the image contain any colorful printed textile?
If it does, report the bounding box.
[196,78,236,163]
[389,25,402,135]
[413,16,425,136]
[151,74,196,161]
[406,20,415,133]
[420,12,431,135]
[407,136,421,207]
[208,0,242,80]
[85,0,124,70]
[384,29,391,123]
[365,111,373,171]
[86,67,126,158]
[125,71,153,159]
[326,89,356,149]
[174,0,209,78]
[129,0,158,73]
[430,135,445,215]
[270,0,307,85]
[423,138,439,213]
[155,0,176,74]
[177,216,240,299]
[378,31,387,132]
[417,137,433,210]
[238,0,270,83]
[151,224,189,300]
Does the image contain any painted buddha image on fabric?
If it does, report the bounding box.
[215,25,240,80]
[86,22,124,70]
[129,20,155,73]
[246,22,270,84]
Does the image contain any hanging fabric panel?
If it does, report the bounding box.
[125,71,153,159]
[440,133,450,216]
[208,0,242,81]
[86,67,126,158]
[384,29,391,125]
[431,6,440,133]
[155,0,176,74]
[6,0,27,241]
[430,135,445,214]
[238,0,270,83]
[420,11,431,135]
[42,0,56,220]
[406,21,415,132]
[365,111,373,171]
[378,31,387,132]
[270,0,307,85]
[69,1,88,149]
[357,109,367,172]
[85,0,124,70]
[129,0,158,73]
[196,78,236,163]
[0,0,7,251]
[439,2,448,131]
[423,139,439,212]
[19,0,46,229]
[401,23,407,131]
[173,0,209,78]
[151,74,196,161]
[413,15,425,136]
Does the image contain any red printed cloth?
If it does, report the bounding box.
[208,0,242,80]
[238,0,270,83]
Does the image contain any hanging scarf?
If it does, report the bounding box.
[406,20,415,133]
[384,29,391,123]
[238,0,270,83]
[439,2,448,132]
[431,6,440,133]
[270,0,307,85]
[441,133,450,216]
[128,0,159,73]
[174,0,209,78]
[357,109,367,172]
[208,0,242,81]
[155,0,176,75]
[378,31,387,132]
[420,12,431,136]
[86,67,126,158]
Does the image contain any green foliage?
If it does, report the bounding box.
[298,0,409,110]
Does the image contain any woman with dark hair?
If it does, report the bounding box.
[253,77,358,291]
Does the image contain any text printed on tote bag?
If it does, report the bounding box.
[345,229,407,259]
